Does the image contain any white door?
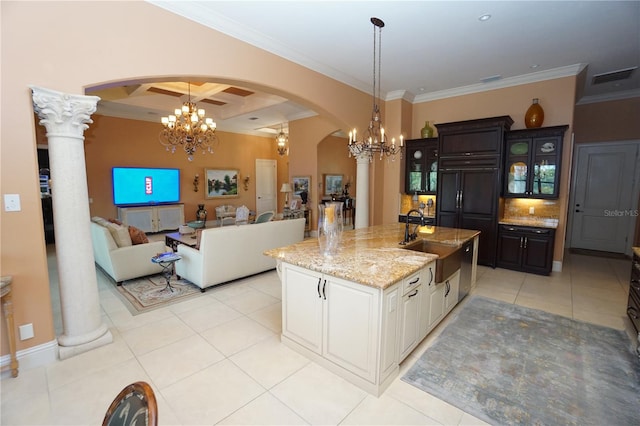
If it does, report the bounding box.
[256,159,277,215]
[570,142,639,254]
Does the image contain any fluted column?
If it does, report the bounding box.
[31,86,112,359]
[354,153,370,229]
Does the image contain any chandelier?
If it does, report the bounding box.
[159,82,219,161]
[348,17,403,161]
[276,124,289,156]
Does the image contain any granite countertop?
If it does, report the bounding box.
[264,223,479,290]
[499,217,559,229]
[633,247,640,258]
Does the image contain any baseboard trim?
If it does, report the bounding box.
[0,339,58,377]
[552,261,563,273]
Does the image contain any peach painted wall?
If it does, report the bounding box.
[0,1,375,357]
[83,115,284,222]
[411,77,578,265]
[574,97,640,143]
[317,135,357,199]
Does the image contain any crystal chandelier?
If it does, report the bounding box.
[276,124,289,156]
[348,17,403,161]
[159,82,219,161]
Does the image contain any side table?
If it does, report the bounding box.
[151,253,181,292]
[1,276,19,377]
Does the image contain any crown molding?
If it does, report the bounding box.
[413,64,587,103]
[576,88,640,105]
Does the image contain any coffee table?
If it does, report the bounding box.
[151,253,181,292]
[165,232,198,252]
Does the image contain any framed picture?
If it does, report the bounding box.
[324,174,343,196]
[290,199,299,210]
[292,176,311,205]
[205,168,239,199]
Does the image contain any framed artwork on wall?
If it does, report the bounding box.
[292,176,311,204]
[324,174,343,196]
[205,168,239,199]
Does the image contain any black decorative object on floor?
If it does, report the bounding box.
[402,296,640,425]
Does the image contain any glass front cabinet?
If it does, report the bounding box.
[405,137,438,195]
[504,126,568,198]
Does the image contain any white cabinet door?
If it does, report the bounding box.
[282,264,323,353]
[444,270,460,313]
[156,204,184,231]
[398,286,421,361]
[418,262,436,341]
[428,282,446,329]
[323,276,380,383]
[119,207,154,232]
[379,286,400,380]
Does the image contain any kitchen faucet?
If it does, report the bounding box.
[400,208,425,245]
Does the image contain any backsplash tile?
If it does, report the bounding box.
[502,198,560,220]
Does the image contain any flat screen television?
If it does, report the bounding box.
[112,167,180,206]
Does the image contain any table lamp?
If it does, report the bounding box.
[280,183,292,210]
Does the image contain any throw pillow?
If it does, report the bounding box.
[91,216,111,227]
[106,222,132,247]
[128,225,148,245]
[108,218,123,226]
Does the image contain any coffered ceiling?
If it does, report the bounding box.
[90,1,640,137]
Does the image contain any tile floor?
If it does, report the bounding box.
[1,247,636,425]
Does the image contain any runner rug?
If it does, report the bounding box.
[115,274,202,315]
[402,296,640,426]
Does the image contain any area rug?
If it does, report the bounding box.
[115,274,202,315]
[402,296,640,426]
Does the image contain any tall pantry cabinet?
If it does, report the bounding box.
[436,116,513,267]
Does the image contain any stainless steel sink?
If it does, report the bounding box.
[403,240,462,283]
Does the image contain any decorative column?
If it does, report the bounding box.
[31,86,112,359]
[354,153,370,229]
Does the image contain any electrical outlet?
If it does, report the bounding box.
[19,323,34,340]
[529,206,535,215]
[4,194,21,212]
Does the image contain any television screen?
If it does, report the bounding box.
[112,167,180,206]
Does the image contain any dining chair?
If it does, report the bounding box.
[102,381,158,426]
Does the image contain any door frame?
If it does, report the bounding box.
[566,139,640,256]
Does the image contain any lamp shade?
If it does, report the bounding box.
[280,183,292,193]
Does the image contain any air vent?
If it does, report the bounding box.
[592,67,637,85]
[480,75,502,84]
[147,87,182,97]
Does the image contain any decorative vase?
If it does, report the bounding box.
[318,202,344,257]
[196,204,207,222]
[524,98,544,128]
[420,121,434,138]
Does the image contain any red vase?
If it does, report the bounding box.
[525,98,544,128]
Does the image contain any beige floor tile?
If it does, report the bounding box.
[385,379,465,426]
[222,287,280,315]
[137,333,225,389]
[107,304,175,332]
[247,270,283,299]
[573,308,628,330]
[572,292,627,316]
[341,393,438,425]
[0,391,52,425]
[209,280,254,301]
[229,336,310,389]
[514,294,573,319]
[469,286,518,304]
[175,298,243,332]
[217,392,308,425]
[167,290,218,314]
[270,362,368,425]
[248,302,283,332]
[160,359,265,425]
[46,332,135,390]
[201,316,276,356]
[120,315,194,356]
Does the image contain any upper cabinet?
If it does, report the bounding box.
[405,137,438,194]
[504,126,568,199]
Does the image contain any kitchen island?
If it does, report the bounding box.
[265,223,479,396]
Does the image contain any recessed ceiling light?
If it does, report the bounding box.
[419,87,426,92]
[530,64,540,69]
[478,14,491,22]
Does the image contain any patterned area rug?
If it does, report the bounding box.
[115,274,202,315]
[402,296,640,426]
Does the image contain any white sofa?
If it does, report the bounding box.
[176,218,305,291]
[90,220,168,284]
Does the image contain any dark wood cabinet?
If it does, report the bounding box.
[504,126,568,198]
[436,116,513,268]
[627,252,640,335]
[405,137,438,194]
[497,225,555,275]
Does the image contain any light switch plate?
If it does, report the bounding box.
[19,323,34,340]
[529,206,535,215]
[4,194,21,212]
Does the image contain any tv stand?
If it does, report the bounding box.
[118,204,184,233]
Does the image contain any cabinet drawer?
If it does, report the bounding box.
[401,269,425,296]
[439,156,500,169]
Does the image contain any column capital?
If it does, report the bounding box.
[354,151,372,164]
[30,86,100,139]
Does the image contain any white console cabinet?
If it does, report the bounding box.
[118,204,184,233]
